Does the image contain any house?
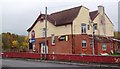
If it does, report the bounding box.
[27,5,118,55]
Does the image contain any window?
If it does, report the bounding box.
[81,23,86,34]
[31,30,35,38]
[82,40,87,48]
[51,34,55,45]
[102,43,107,51]
[93,23,97,30]
[88,25,90,30]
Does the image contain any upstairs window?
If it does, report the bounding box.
[31,30,35,38]
[88,25,90,30]
[82,40,87,48]
[81,23,86,34]
[93,23,97,30]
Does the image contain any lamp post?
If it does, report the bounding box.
[89,21,95,55]
[44,7,47,60]
[92,25,95,55]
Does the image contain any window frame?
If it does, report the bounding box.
[102,43,107,51]
[51,34,55,45]
[81,23,86,34]
[31,30,35,38]
[82,40,87,48]
[93,23,97,30]
[88,25,90,30]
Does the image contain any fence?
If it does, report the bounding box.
[2,52,120,64]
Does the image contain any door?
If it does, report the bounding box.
[41,42,48,54]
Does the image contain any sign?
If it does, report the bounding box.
[58,35,68,41]
[29,38,36,43]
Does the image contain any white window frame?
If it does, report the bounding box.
[82,40,87,48]
[81,23,86,34]
[51,34,55,45]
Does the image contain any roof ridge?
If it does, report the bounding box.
[90,10,98,13]
[50,6,82,15]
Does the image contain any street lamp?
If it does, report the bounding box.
[92,24,95,55]
[89,21,95,55]
[44,7,47,60]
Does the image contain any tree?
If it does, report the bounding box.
[12,40,19,48]
[20,36,29,52]
[2,32,28,52]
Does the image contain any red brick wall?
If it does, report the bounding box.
[113,42,118,53]
[35,35,73,54]
[34,34,118,55]
[74,34,92,54]
[96,43,115,55]
[3,52,120,63]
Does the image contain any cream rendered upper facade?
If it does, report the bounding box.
[27,5,114,39]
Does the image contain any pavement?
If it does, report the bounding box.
[39,60,120,68]
[3,58,119,68]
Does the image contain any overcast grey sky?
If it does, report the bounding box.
[1,0,119,35]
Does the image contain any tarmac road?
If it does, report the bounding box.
[1,58,120,69]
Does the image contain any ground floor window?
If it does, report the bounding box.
[82,40,87,48]
[51,34,55,45]
[102,43,107,51]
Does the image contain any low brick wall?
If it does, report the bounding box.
[2,52,120,63]
[46,54,120,63]
[2,52,40,59]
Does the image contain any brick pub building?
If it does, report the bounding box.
[27,5,119,55]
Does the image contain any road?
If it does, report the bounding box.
[1,59,120,69]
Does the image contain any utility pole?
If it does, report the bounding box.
[89,19,95,55]
[44,7,47,60]
[92,24,95,55]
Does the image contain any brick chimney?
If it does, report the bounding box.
[98,5,104,15]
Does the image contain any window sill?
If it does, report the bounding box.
[82,47,87,49]
[81,33,87,35]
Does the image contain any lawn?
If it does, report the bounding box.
[111,53,120,56]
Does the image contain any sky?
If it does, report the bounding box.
[1,0,120,35]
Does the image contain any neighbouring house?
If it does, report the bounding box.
[27,5,119,55]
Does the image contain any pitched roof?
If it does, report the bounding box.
[27,14,46,32]
[27,6,82,31]
[89,10,99,21]
[89,10,114,25]
[89,35,114,43]
[49,6,81,26]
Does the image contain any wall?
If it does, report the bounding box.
[35,35,73,54]
[96,43,113,55]
[28,21,55,39]
[93,14,114,37]
[74,34,92,54]
[105,14,114,37]
[73,6,91,34]
[3,52,120,64]
[28,21,72,39]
